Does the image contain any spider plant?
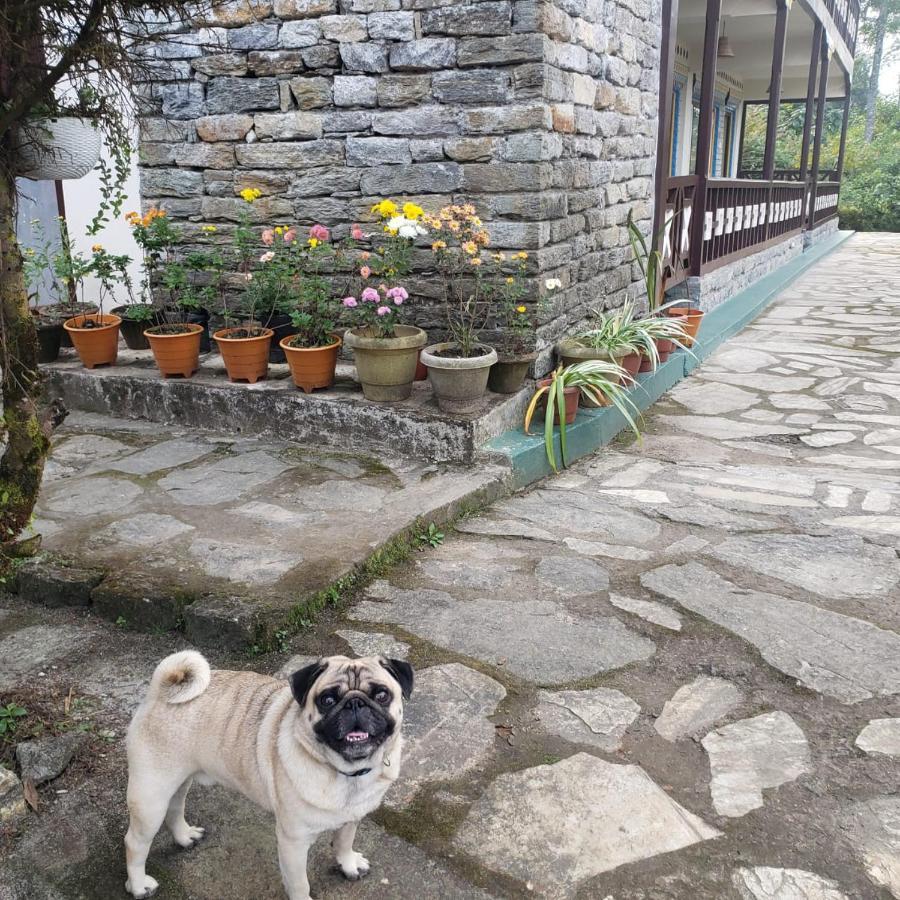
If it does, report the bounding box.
[524,361,642,473]
[570,302,642,356]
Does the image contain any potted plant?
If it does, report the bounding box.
[487,259,548,394]
[212,189,273,383]
[420,204,510,413]
[275,224,342,392]
[112,302,164,350]
[342,200,428,401]
[525,360,641,473]
[62,243,126,369]
[558,302,644,381]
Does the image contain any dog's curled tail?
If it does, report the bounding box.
[147,651,212,705]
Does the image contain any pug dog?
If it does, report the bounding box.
[124,651,413,900]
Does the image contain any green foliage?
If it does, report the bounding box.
[415,523,444,550]
[0,702,27,737]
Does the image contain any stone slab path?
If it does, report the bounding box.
[3,233,900,898]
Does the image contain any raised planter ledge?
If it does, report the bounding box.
[485,229,855,487]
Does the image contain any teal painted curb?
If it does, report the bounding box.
[486,229,855,487]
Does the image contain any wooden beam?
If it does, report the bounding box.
[835,69,852,183]
[653,0,680,252]
[763,0,791,180]
[799,19,823,187]
[808,34,831,230]
[689,0,723,275]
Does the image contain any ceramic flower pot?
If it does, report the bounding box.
[621,352,642,379]
[44,302,97,347]
[421,343,499,415]
[537,378,581,424]
[266,313,299,364]
[213,327,273,384]
[557,339,631,385]
[344,325,427,402]
[145,324,204,378]
[667,307,704,348]
[63,314,121,369]
[415,350,428,382]
[113,305,165,351]
[280,335,341,393]
[488,351,538,395]
[32,315,63,364]
[166,306,211,353]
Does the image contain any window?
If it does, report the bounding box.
[670,82,682,176]
[722,108,736,177]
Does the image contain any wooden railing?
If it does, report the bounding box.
[823,0,860,53]
[812,182,841,225]
[660,175,698,288]
[699,179,805,272]
[737,168,838,183]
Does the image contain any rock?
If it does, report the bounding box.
[183,594,278,650]
[855,719,900,757]
[708,532,900,600]
[800,431,858,447]
[196,113,254,141]
[0,625,92,691]
[709,373,817,393]
[642,563,900,703]
[42,476,143,515]
[333,75,377,108]
[92,513,194,548]
[277,19,320,47]
[770,394,831,410]
[274,654,319,679]
[274,0,336,17]
[367,11,415,41]
[455,517,556,542]
[660,415,805,441]
[846,797,900,896]
[206,76,280,114]
[157,450,292,506]
[563,538,653,561]
[654,676,742,741]
[389,38,457,71]
[388,663,505,808]
[0,767,26,822]
[51,435,131,466]
[229,20,280,49]
[287,76,332,109]
[534,556,609,596]
[732,867,849,899]
[415,558,514,592]
[340,42,388,73]
[454,754,720,896]
[701,712,811,818]
[15,558,105,608]
[334,630,409,660]
[534,687,640,751]
[609,593,682,630]
[16,732,89,784]
[671,381,761,414]
[253,110,323,140]
[292,479,385,511]
[351,587,655,685]
[188,538,302,586]
[91,571,193,631]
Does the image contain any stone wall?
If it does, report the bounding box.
[803,217,839,250]
[137,0,663,370]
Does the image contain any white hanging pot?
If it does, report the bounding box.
[14,117,101,181]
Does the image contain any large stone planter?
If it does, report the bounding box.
[421,342,498,414]
[344,325,427,402]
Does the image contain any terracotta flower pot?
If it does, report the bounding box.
[639,337,676,373]
[621,352,642,379]
[667,308,704,348]
[280,334,341,393]
[344,325,428,402]
[488,351,538,394]
[213,327,273,384]
[63,314,121,369]
[557,339,631,385]
[421,342,498,415]
[538,378,581,424]
[415,350,428,382]
[145,324,204,378]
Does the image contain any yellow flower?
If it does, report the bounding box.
[91,243,103,252]
[431,240,446,251]
[402,202,424,220]
[371,199,398,218]
[506,277,515,284]
[461,240,477,255]
[201,225,218,233]
[447,220,460,233]
[384,226,398,236]
[470,257,482,267]
[308,237,319,248]
[516,305,527,313]
[240,187,262,203]
[493,252,506,262]
[274,226,284,235]
[514,251,528,260]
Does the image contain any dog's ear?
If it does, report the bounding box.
[380,658,414,700]
[289,660,327,707]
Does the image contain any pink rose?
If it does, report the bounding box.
[387,286,408,301]
[393,296,404,306]
[342,297,358,308]
[283,228,297,244]
[261,229,275,246]
[361,287,380,303]
[309,224,330,242]
[360,266,371,279]
[376,306,391,317]
[351,224,364,241]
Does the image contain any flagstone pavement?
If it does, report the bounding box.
[2,232,900,899]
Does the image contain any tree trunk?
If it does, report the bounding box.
[866,0,889,141]
[0,156,66,551]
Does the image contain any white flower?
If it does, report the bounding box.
[389,215,428,240]
[259,251,275,263]
[545,278,562,291]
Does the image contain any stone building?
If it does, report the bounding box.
[136,0,857,365]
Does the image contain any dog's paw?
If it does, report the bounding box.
[125,874,159,899]
[174,824,206,849]
[338,851,371,881]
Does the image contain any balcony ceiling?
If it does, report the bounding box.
[677,0,848,101]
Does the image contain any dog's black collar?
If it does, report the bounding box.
[344,768,372,778]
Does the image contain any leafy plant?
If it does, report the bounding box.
[416,522,444,550]
[341,284,411,339]
[525,361,642,472]
[626,210,666,313]
[0,702,27,737]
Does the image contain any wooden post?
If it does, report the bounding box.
[689,0,723,275]
[835,70,852,183]
[808,34,831,230]
[799,19,823,189]
[763,0,791,180]
[653,0,680,252]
